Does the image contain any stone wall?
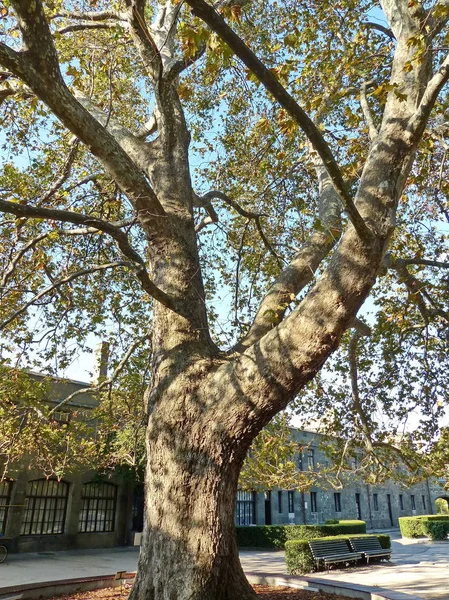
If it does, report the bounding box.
[246,429,446,529]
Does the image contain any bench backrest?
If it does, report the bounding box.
[309,539,351,557]
[349,537,384,552]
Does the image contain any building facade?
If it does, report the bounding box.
[234,430,447,529]
[1,371,140,553]
[2,371,447,552]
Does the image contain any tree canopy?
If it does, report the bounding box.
[1,1,449,598]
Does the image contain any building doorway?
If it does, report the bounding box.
[435,496,449,515]
[355,493,362,520]
[264,491,272,525]
[387,494,394,526]
[132,484,144,532]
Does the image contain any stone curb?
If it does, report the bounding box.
[245,573,425,600]
[0,573,135,600]
[0,571,424,600]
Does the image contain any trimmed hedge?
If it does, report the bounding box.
[236,520,366,548]
[285,533,391,575]
[399,515,449,540]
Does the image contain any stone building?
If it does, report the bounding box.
[235,429,448,529]
[1,370,140,553]
[1,370,447,553]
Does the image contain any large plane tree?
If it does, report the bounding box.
[1,1,449,599]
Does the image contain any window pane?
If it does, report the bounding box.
[79,482,117,533]
[235,490,256,525]
[0,480,12,535]
[21,479,69,535]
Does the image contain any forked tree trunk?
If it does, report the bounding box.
[130,393,257,600]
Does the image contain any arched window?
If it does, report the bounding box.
[21,479,69,535]
[79,482,117,533]
[0,480,12,535]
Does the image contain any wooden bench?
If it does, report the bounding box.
[349,536,391,563]
[308,539,362,571]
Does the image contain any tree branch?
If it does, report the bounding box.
[379,0,426,40]
[426,1,449,40]
[363,22,395,40]
[232,137,343,351]
[233,226,341,352]
[0,262,132,331]
[401,258,449,268]
[360,82,378,142]
[48,334,150,415]
[0,200,177,312]
[0,222,136,289]
[1,232,50,289]
[124,3,163,81]
[409,52,449,139]
[73,91,151,172]
[196,190,282,264]
[37,139,79,206]
[165,44,207,81]
[51,10,125,22]
[1,1,169,243]
[390,257,449,323]
[135,115,158,139]
[348,326,375,454]
[0,79,33,105]
[183,0,374,243]
[56,22,119,35]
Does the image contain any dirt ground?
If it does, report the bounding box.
[51,582,353,600]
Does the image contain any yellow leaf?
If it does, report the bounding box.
[230,5,242,22]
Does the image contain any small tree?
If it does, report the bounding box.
[0,366,100,479]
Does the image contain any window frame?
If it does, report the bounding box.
[334,492,342,513]
[235,490,256,526]
[78,481,117,533]
[373,493,379,511]
[399,494,404,511]
[21,479,69,536]
[411,495,416,511]
[277,490,283,513]
[307,448,315,470]
[310,491,317,513]
[288,490,294,513]
[0,480,12,535]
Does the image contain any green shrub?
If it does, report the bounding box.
[325,519,339,524]
[422,520,449,541]
[236,520,366,548]
[322,520,366,536]
[399,517,425,538]
[235,525,288,548]
[285,539,315,574]
[399,515,449,539]
[285,533,391,575]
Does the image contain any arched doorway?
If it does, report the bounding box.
[435,496,449,515]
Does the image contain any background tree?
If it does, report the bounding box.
[1,1,449,599]
[0,366,100,479]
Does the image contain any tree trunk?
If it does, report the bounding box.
[130,392,257,600]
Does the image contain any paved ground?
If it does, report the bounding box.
[0,532,448,599]
[240,534,449,600]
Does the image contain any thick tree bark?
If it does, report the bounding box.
[131,369,258,600]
